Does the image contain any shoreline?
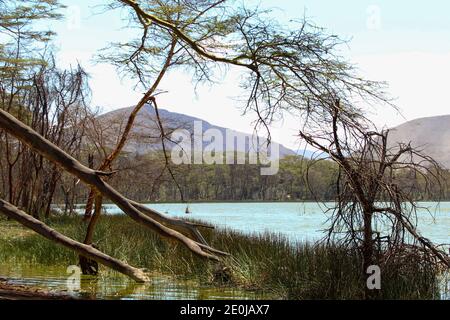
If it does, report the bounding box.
[0,216,446,300]
[63,200,450,206]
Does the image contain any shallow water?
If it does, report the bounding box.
[0,264,267,300]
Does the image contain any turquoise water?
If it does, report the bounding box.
[75,201,449,247]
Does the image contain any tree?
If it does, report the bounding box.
[110,0,449,296]
[0,0,63,104]
[0,198,149,282]
[0,0,227,280]
[76,0,385,255]
[0,1,71,216]
[299,99,449,298]
[1,0,447,290]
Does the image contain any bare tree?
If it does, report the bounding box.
[0,0,90,219]
[299,98,449,298]
[0,198,149,282]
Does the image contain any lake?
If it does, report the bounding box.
[91,201,449,246]
[3,201,449,300]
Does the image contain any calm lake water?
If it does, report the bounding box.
[3,201,449,299]
[94,201,449,246]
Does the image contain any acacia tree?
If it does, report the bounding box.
[78,0,386,247]
[0,1,93,218]
[0,0,62,112]
[0,0,225,280]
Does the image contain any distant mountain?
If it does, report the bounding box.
[96,104,297,159]
[94,110,450,167]
[388,115,450,169]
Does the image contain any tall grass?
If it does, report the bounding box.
[0,215,445,299]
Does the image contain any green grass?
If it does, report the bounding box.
[0,215,446,299]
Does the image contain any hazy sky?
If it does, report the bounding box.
[50,0,450,150]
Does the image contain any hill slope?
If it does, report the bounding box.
[96,104,297,158]
[388,115,450,169]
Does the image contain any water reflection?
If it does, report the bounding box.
[0,264,267,300]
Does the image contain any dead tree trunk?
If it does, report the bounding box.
[79,192,103,275]
[0,108,226,260]
[0,199,149,282]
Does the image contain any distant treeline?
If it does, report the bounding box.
[108,154,339,202]
[77,153,449,203]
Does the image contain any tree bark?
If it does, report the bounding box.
[84,192,103,245]
[79,192,103,275]
[0,198,149,282]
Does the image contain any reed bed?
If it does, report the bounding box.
[0,215,445,299]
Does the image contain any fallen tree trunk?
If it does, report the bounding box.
[129,200,228,256]
[0,199,149,282]
[0,108,226,260]
[0,278,76,300]
[129,200,212,245]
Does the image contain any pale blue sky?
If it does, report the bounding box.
[50,0,450,150]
